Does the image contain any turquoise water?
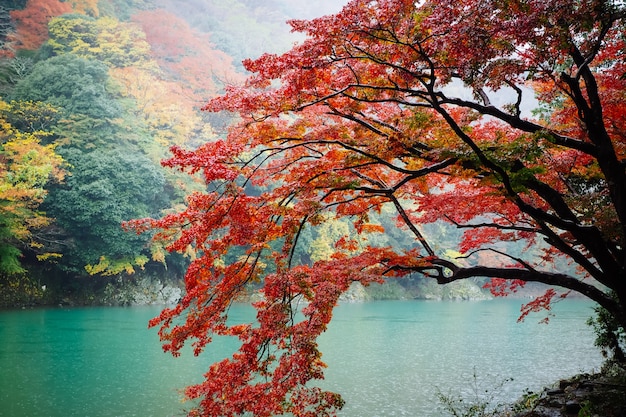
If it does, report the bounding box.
[0,299,603,416]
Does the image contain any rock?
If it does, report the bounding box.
[511,367,626,417]
[102,274,183,306]
[413,277,492,301]
[564,400,581,414]
[339,282,370,302]
[563,384,576,394]
[559,380,572,390]
[158,284,182,305]
[547,398,563,407]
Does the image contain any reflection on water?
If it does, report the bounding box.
[0,299,602,417]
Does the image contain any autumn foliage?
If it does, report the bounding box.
[8,0,72,52]
[132,10,244,101]
[128,0,626,415]
[0,99,64,273]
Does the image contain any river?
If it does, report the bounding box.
[0,299,603,417]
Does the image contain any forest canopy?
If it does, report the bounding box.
[0,0,291,289]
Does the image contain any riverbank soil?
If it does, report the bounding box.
[512,364,626,417]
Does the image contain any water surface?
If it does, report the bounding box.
[0,299,603,416]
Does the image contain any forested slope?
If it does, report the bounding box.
[0,0,506,306]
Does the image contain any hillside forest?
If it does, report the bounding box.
[1,0,476,306]
[0,0,365,306]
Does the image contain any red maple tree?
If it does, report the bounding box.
[127,0,626,415]
[131,10,244,101]
[9,0,72,51]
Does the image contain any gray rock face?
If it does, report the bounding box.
[103,275,182,306]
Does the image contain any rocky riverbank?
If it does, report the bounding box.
[2,272,495,308]
[0,270,184,308]
[98,275,183,306]
[4,271,569,308]
[510,363,626,417]
[440,363,626,417]
[339,278,492,302]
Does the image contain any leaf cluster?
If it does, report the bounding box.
[0,98,64,274]
[0,0,244,278]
